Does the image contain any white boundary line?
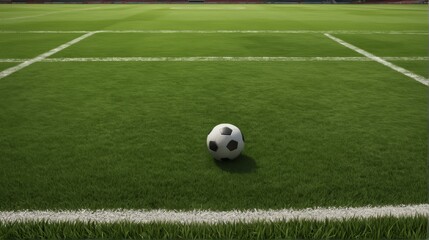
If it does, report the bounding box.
[0,204,428,224]
[0,59,29,63]
[100,30,428,35]
[0,31,425,79]
[169,7,247,10]
[0,30,426,35]
[324,33,428,86]
[0,31,92,34]
[41,56,428,62]
[0,32,97,80]
[1,56,427,63]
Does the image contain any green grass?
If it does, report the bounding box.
[0,217,427,239]
[0,63,18,72]
[0,33,80,58]
[334,34,427,57]
[392,61,428,77]
[0,60,426,210]
[54,33,359,57]
[0,5,427,212]
[0,5,426,31]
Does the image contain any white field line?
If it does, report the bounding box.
[0,204,428,224]
[0,30,426,35]
[336,6,427,11]
[0,31,91,34]
[98,30,428,35]
[0,32,97,80]
[169,7,247,10]
[324,33,428,86]
[0,59,29,63]
[1,56,427,63]
[40,56,382,62]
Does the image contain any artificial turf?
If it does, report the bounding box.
[0,4,427,212]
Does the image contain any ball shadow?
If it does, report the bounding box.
[214,154,257,173]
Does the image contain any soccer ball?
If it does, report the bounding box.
[207,123,244,161]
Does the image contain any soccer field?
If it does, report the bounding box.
[0,4,427,238]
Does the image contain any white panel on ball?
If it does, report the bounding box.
[206,123,244,161]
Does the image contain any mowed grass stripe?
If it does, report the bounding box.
[1,6,106,21]
[0,4,425,33]
[53,33,358,58]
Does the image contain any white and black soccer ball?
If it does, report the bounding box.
[207,123,244,161]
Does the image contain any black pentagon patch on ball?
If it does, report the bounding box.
[220,127,233,135]
[226,140,238,151]
[209,141,218,152]
[221,157,230,161]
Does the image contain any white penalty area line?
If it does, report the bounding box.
[0,204,428,224]
[324,33,428,86]
[0,30,426,35]
[0,56,427,63]
[0,32,97,80]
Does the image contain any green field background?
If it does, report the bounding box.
[0,5,427,211]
